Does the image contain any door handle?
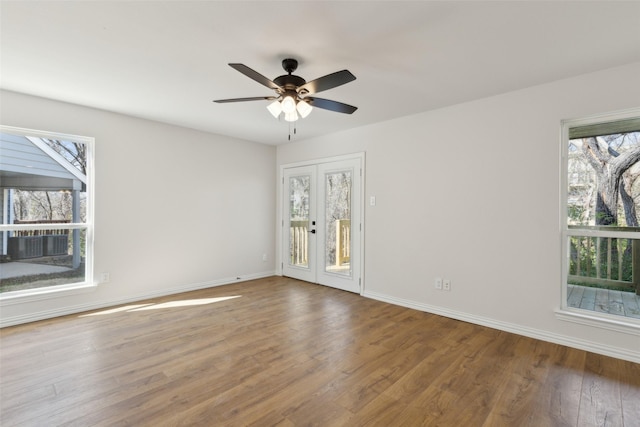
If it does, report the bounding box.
[309,229,316,234]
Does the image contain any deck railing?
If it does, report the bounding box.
[13,219,70,236]
[289,219,351,268]
[335,219,350,266]
[290,220,309,266]
[568,226,640,295]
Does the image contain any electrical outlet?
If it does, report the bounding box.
[435,277,443,290]
[100,272,110,283]
[443,279,451,291]
[262,253,267,262]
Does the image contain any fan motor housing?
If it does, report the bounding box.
[274,74,306,91]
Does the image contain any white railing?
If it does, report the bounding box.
[568,226,640,294]
[290,220,308,266]
[335,219,350,266]
[289,219,351,268]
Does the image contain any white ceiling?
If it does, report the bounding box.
[2,1,639,145]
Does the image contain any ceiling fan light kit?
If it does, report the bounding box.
[267,100,282,118]
[280,95,297,114]
[214,58,357,135]
[296,99,313,118]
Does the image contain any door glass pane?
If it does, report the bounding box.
[325,171,351,276]
[289,176,310,267]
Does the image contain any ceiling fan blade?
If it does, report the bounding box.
[298,70,356,95]
[214,96,277,103]
[229,63,281,90]
[306,97,357,114]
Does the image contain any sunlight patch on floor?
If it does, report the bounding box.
[80,296,241,317]
[80,304,154,317]
[130,296,241,311]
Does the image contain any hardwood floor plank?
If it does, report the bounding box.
[349,392,411,426]
[1,276,638,426]
[620,360,640,425]
[334,342,430,413]
[482,338,561,426]
[578,353,625,427]
[533,344,586,426]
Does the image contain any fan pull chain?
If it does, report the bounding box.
[286,119,298,141]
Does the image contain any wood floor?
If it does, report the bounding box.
[1,277,639,426]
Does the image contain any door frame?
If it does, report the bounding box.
[277,152,365,295]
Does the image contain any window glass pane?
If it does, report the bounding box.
[289,176,310,267]
[324,171,351,277]
[1,228,87,293]
[12,190,86,224]
[567,235,640,318]
[567,131,640,228]
[569,235,636,284]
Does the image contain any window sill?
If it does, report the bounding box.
[555,308,640,336]
[0,282,98,306]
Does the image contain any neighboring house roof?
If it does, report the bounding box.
[0,132,86,191]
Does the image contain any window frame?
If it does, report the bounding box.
[0,125,96,303]
[558,108,640,334]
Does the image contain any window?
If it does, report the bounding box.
[560,110,640,331]
[0,126,94,298]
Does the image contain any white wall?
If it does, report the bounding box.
[0,90,276,325]
[2,62,639,361]
[277,62,640,362]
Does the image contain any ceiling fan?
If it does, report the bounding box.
[214,58,357,123]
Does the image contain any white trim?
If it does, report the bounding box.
[280,152,366,169]
[278,152,366,294]
[364,290,640,364]
[555,308,640,334]
[566,228,639,239]
[0,125,95,304]
[0,125,93,143]
[0,282,98,306]
[0,270,275,328]
[559,108,640,325]
[281,165,317,284]
[561,107,640,130]
[0,223,86,232]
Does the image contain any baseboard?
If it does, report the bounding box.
[363,290,640,364]
[0,270,275,328]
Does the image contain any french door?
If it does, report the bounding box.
[282,156,362,293]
